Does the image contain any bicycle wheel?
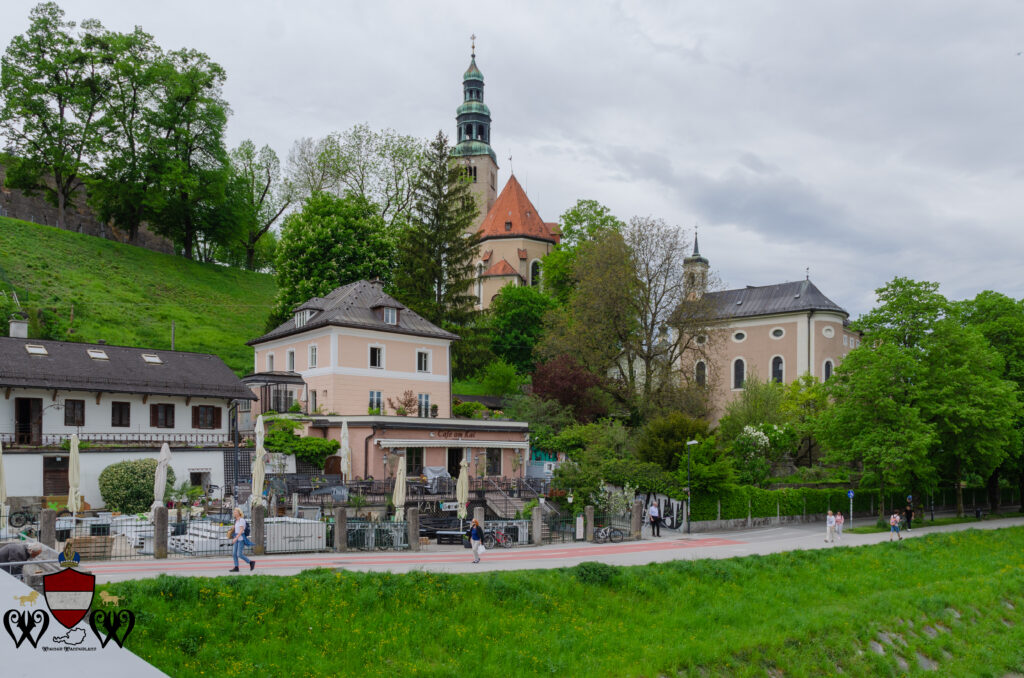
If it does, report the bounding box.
[609,528,623,543]
[483,533,496,550]
[376,529,394,551]
[593,529,607,544]
[9,512,28,528]
[500,532,515,548]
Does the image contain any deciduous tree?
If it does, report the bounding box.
[225,139,292,270]
[488,283,555,372]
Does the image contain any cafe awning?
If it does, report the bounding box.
[374,438,529,450]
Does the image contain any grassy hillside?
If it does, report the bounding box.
[0,216,276,374]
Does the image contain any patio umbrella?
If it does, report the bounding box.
[250,415,267,508]
[150,443,172,516]
[0,440,7,524]
[392,454,406,522]
[456,455,469,528]
[339,420,352,482]
[67,434,81,514]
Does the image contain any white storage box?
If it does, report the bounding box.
[265,517,326,553]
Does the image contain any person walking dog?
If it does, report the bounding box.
[649,501,661,537]
[469,518,484,563]
[825,510,836,543]
[230,507,255,572]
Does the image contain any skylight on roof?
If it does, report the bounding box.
[141,354,163,365]
[87,349,109,360]
[25,344,48,356]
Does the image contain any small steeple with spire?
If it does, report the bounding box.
[684,228,710,299]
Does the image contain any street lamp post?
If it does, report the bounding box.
[686,439,699,534]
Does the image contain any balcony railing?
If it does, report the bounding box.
[0,432,233,449]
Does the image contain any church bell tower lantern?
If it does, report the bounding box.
[452,35,499,224]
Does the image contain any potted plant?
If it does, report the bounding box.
[168,481,202,533]
[430,404,439,418]
[348,494,367,519]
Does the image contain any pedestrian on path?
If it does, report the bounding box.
[835,511,844,542]
[649,501,661,537]
[903,504,914,532]
[889,511,902,541]
[825,510,836,543]
[229,507,255,572]
[469,518,484,563]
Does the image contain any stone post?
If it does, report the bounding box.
[153,507,168,559]
[532,505,543,544]
[630,499,642,539]
[334,507,347,552]
[407,507,420,552]
[39,509,56,549]
[473,506,485,528]
[717,498,721,522]
[252,505,266,555]
[584,505,595,542]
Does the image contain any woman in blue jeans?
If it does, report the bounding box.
[230,507,255,572]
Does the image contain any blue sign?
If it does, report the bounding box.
[847,490,854,499]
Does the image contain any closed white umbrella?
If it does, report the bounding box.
[150,443,172,515]
[67,434,81,514]
[392,454,406,522]
[0,440,7,525]
[456,455,469,525]
[339,420,352,482]
[250,415,267,508]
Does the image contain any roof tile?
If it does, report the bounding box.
[478,175,559,243]
[482,259,522,278]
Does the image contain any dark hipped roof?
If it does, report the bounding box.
[0,337,255,400]
[250,280,459,345]
[705,279,848,320]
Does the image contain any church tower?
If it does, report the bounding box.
[452,37,499,225]
[683,233,710,299]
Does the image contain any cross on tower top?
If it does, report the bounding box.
[471,34,476,57]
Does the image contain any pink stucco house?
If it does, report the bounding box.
[244,280,530,481]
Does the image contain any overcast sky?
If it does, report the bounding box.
[3,1,1023,317]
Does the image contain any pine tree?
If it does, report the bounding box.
[393,131,480,328]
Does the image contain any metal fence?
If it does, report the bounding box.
[0,432,233,448]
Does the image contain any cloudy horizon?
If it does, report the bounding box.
[2,1,1022,318]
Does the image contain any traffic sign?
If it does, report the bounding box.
[847,490,854,499]
[439,502,460,511]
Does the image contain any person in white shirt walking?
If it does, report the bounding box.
[825,510,836,544]
[649,501,661,537]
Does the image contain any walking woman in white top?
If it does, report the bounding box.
[825,510,836,543]
[230,507,255,572]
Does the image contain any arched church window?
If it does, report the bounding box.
[695,361,707,387]
[824,360,833,381]
[530,260,541,287]
[771,356,784,383]
[733,358,745,390]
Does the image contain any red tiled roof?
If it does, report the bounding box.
[478,175,560,244]
[482,249,492,262]
[482,259,522,278]
[517,248,528,260]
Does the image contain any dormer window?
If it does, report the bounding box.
[25,344,48,356]
[87,349,109,360]
[294,309,314,328]
[383,307,397,325]
[505,221,512,231]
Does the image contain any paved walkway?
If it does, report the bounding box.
[88,515,1024,583]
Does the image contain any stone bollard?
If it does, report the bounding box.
[252,505,266,555]
[39,509,57,549]
[473,506,485,529]
[532,504,543,544]
[408,507,420,552]
[334,507,347,552]
[630,500,643,539]
[584,505,595,542]
[153,506,168,559]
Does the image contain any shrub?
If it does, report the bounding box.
[264,420,340,468]
[574,561,615,586]
[480,359,526,396]
[98,458,176,513]
[452,400,489,418]
[288,401,302,413]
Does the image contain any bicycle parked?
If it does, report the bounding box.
[7,504,72,528]
[483,527,516,549]
[593,524,624,544]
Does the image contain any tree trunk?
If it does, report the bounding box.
[56,183,67,230]
[878,475,885,522]
[955,459,963,517]
[987,470,1000,515]
[245,240,257,270]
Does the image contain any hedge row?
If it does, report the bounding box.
[690,487,903,522]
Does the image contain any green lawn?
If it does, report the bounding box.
[0,217,276,374]
[102,527,1024,677]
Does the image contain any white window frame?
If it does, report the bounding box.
[822,326,835,339]
[287,350,295,372]
[416,349,431,373]
[732,331,747,343]
[369,344,385,369]
[417,393,430,417]
[369,390,382,412]
[267,353,275,372]
[309,344,318,368]
[770,327,785,340]
[732,357,746,391]
[383,307,397,325]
